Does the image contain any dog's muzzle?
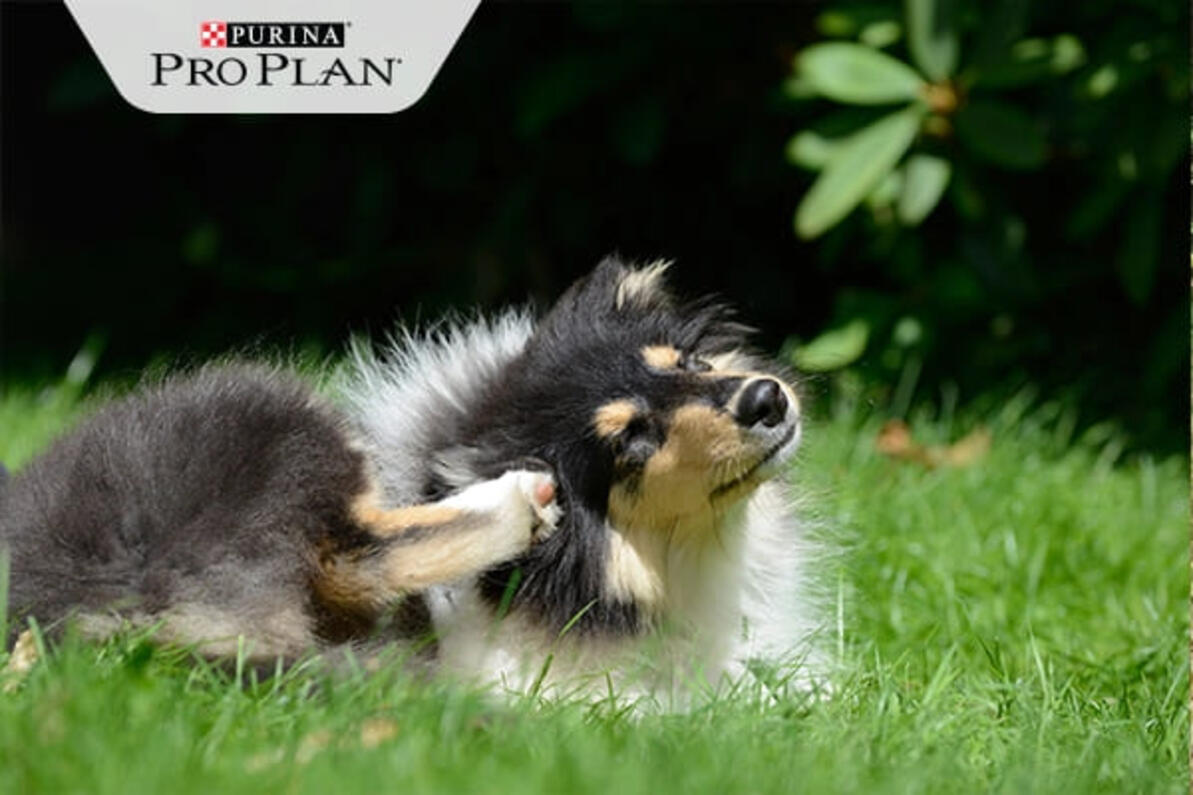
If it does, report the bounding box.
[732,376,801,468]
[733,378,788,428]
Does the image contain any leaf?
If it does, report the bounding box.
[865,166,904,210]
[781,74,817,100]
[977,35,1086,89]
[905,0,958,81]
[785,130,840,170]
[954,99,1046,170]
[791,320,870,371]
[797,43,924,105]
[786,108,894,170]
[898,153,951,224]
[795,105,924,239]
[892,316,924,347]
[815,6,898,38]
[860,21,902,49]
[816,10,858,37]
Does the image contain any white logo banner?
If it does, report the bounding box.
[63,1,482,114]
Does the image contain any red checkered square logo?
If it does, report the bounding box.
[199,21,227,48]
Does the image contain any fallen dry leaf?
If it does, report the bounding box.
[876,420,991,469]
[296,729,333,764]
[3,629,40,694]
[244,749,285,773]
[359,717,399,748]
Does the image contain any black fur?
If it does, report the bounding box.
[0,365,368,647]
[450,258,765,636]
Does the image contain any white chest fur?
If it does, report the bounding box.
[423,482,823,705]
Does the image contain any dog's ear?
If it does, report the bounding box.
[540,257,675,332]
[608,258,673,312]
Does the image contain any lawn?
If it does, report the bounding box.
[0,377,1187,794]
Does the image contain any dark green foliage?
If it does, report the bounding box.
[786,0,1188,450]
[0,1,1186,451]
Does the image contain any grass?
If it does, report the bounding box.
[0,375,1187,793]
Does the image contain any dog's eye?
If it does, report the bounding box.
[681,355,712,373]
[615,416,659,465]
[623,416,650,439]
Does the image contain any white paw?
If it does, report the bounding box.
[514,470,562,539]
[443,469,561,546]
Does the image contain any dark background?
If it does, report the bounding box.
[1,1,1188,452]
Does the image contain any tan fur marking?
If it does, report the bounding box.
[609,404,747,532]
[655,404,744,476]
[312,549,389,613]
[319,504,485,610]
[315,527,504,613]
[351,490,463,537]
[605,527,665,607]
[378,525,518,592]
[641,345,681,370]
[615,260,672,309]
[319,488,488,614]
[593,399,639,438]
[324,479,549,611]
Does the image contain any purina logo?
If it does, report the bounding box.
[152,19,392,88]
[199,21,347,49]
[61,0,483,113]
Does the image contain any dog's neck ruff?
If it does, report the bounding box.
[339,309,535,505]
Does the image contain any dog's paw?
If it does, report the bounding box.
[443,469,561,550]
[493,469,561,543]
[514,469,561,540]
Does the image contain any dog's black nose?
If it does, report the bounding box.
[734,379,788,428]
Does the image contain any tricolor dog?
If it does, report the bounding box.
[1,258,826,704]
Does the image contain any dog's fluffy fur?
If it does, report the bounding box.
[342,258,826,701]
[1,257,825,703]
[0,366,561,661]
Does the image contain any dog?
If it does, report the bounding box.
[342,258,826,702]
[2,257,825,703]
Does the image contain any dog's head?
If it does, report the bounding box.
[450,257,801,629]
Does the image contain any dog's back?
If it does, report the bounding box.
[0,365,366,653]
[2,362,561,661]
